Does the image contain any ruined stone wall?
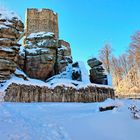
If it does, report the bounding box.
[58,40,70,48]
[26,8,59,39]
[4,83,115,102]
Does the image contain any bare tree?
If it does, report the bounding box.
[118,53,129,77]
[99,43,112,74]
[129,31,140,69]
[98,31,140,94]
[111,56,123,87]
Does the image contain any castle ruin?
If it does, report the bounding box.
[0,8,114,102]
[25,8,59,39]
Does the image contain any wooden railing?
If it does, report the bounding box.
[117,94,140,99]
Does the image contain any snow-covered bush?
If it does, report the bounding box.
[128,104,140,119]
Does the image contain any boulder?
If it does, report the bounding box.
[72,62,81,81]
[87,58,102,68]
[87,58,107,84]
[18,32,57,80]
[0,9,24,82]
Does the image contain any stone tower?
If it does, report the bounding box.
[18,8,72,80]
[25,8,59,39]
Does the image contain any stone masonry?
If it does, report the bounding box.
[25,8,59,39]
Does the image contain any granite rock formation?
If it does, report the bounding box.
[57,40,73,73]
[87,58,107,84]
[18,33,73,80]
[18,32,57,80]
[17,8,73,81]
[72,62,82,81]
[0,9,24,82]
[0,8,114,103]
[4,83,114,102]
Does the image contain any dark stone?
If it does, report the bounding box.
[99,106,116,112]
[72,69,81,81]
[87,58,108,85]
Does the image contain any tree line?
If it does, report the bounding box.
[99,31,140,95]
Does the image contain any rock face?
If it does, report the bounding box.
[87,58,107,84]
[17,8,73,81]
[72,62,82,81]
[57,40,73,73]
[0,8,114,103]
[4,83,115,102]
[18,32,57,80]
[18,32,73,80]
[0,9,24,82]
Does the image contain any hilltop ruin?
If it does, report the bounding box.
[0,8,114,102]
[25,8,59,39]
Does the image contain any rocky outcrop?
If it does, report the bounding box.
[0,9,24,82]
[18,33,73,81]
[4,83,114,102]
[57,40,73,73]
[87,58,107,84]
[18,32,57,80]
[0,8,114,104]
[72,62,82,81]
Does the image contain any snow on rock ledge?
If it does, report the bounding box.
[27,32,54,40]
[0,8,21,21]
[4,83,114,102]
[0,8,24,82]
[18,31,57,80]
[0,68,114,102]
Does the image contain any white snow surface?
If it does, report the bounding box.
[0,73,50,93]
[47,62,91,87]
[58,45,67,51]
[78,61,90,83]
[26,48,41,54]
[0,59,113,98]
[0,99,140,140]
[0,47,14,52]
[47,63,110,89]
[0,62,112,94]
[27,32,54,39]
[19,46,25,56]
[0,24,8,28]
[0,8,20,20]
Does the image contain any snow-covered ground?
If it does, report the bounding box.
[0,99,140,140]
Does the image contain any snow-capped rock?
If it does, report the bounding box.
[0,8,24,82]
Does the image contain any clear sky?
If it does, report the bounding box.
[1,0,140,65]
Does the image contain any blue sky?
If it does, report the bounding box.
[1,0,140,65]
